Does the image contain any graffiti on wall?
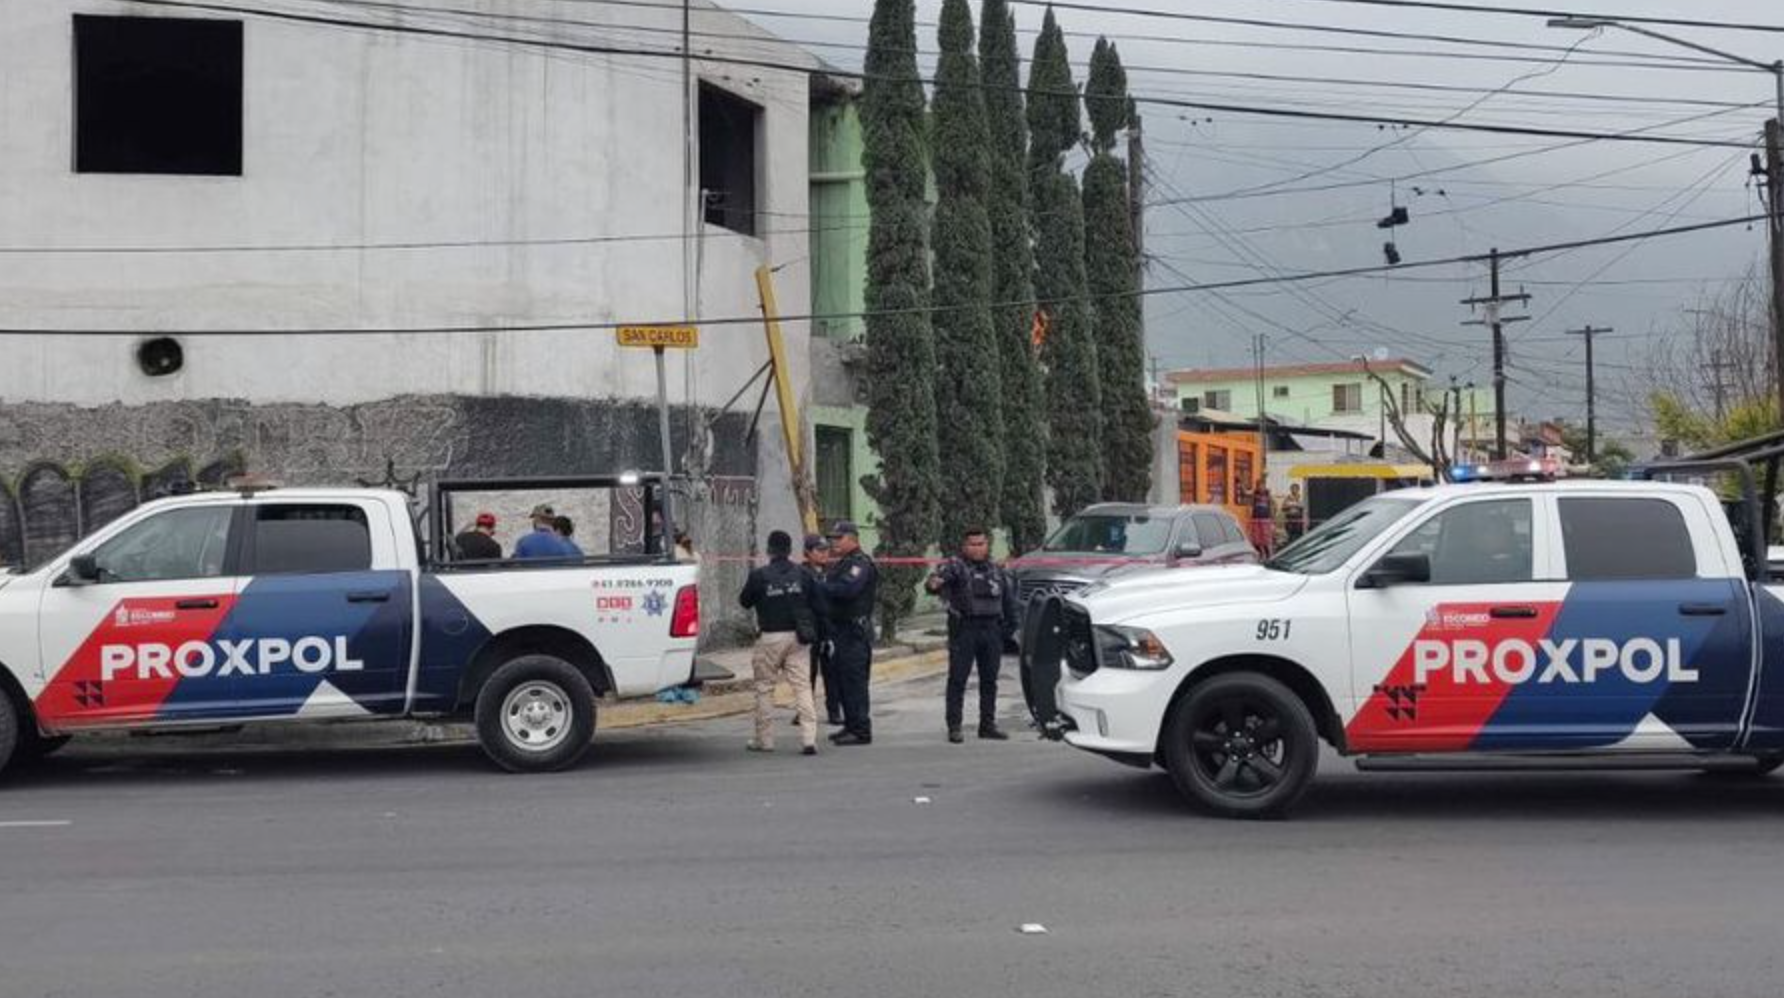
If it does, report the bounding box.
[0,396,763,576]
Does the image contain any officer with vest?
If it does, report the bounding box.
[927,526,1018,743]
[738,530,820,755]
[821,521,879,746]
[801,534,844,726]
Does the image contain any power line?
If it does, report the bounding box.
[117,0,1758,149]
[1255,0,1784,35]
[1182,33,1597,202]
[433,0,1752,66]
[1150,101,1762,207]
[3,213,1755,337]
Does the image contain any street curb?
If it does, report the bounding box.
[70,643,954,755]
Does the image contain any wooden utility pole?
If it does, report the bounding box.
[1252,334,1268,457]
[1128,116,1146,274]
[1462,248,1531,460]
[1566,326,1611,465]
[1768,118,1784,421]
[756,266,821,535]
[1707,347,1739,421]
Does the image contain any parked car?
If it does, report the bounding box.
[0,475,699,778]
[1007,503,1256,606]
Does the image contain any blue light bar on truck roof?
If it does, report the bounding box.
[1449,457,1563,483]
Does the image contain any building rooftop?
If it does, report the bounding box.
[1167,359,1433,385]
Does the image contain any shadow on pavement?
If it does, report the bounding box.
[1024,766,1784,823]
[5,728,726,790]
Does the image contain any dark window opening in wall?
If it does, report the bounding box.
[815,426,854,524]
[74,15,243,176]
[700,83,761,236]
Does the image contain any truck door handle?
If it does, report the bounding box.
[175,598,219,610]
[347,592,392,604]
[1489,606,1539,619]
[1679,603,1728,617]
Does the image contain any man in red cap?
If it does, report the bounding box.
[455,511,503,561]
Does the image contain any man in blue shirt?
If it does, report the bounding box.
[515,504,574,560]
[554,515,585,559]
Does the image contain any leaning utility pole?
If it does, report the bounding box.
[1566,326,1611,465]
[1462,248,1531,460]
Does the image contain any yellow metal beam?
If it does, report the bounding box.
[756,265,821,535]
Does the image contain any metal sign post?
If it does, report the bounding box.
[619,326,700,555]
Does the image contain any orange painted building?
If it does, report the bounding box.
[1177,428,1265,522]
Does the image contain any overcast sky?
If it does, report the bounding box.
[736,0,1784,434]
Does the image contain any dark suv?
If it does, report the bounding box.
[1006,503,1257,605]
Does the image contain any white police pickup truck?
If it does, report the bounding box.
[0,476,699,777]
[1024,468,1784,818]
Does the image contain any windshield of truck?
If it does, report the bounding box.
[1041,514,1173,556]
[1267,495,1425,575]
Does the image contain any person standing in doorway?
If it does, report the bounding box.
[821,521,879,746]
[739,530,819,755]
[455,512,503,561]
[927,527,1018,743]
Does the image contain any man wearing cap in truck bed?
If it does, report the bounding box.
[455,511,503,561]
[514,503,576,560]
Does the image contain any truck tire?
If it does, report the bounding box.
[1162,672,1318,820]
[0,691,19,779]
[474,655,597,773]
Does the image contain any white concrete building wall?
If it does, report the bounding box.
[0,0,816,410]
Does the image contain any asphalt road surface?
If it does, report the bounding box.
[3,670,1783,998]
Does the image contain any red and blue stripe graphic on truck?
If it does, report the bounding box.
[34,572,428,729]
[1347,579,1757,752]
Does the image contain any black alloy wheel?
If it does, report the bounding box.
[1163,673,1318,819]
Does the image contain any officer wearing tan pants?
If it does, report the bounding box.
[739,531,820,754]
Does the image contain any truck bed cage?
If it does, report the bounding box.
[427,474,675,571]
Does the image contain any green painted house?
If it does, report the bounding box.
[806,79,881,549]
[1168,359,1498,458]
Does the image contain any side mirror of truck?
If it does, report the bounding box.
[1174,542,1203,563]
[62,554,102,587]
[1359,552,1431,589]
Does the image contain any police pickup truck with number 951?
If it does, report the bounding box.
[0,476,700,778]
[1023,461,1784,818]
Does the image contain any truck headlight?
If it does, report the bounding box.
[1095,625,1175,671]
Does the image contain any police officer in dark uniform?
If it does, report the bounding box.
[927,526,1018,743]
[801,534,844,726]
[821,521,879,746]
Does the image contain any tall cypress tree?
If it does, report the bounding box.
[979,0,1048,554]
[931,0,1004,552]
[861,0,940,637]
[1084,39,1153,502]
[1027,9,1104,518]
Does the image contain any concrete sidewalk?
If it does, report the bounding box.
[75,613,955,754]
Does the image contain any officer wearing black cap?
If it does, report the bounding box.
[802,534,844,726]
[821,520,879,746]
[927,526,1018,743]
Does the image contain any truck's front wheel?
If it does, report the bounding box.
[1162,673,1318,819]
[475,655,597,773]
